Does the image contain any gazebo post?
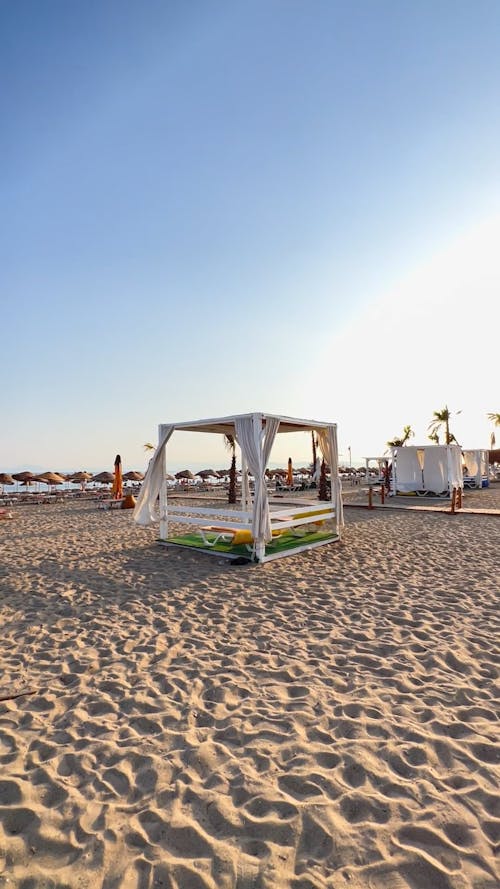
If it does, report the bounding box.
[241,451,248,511]
[158,424,168,540]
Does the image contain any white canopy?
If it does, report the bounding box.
[390,445,463,495]
[462,449,489,488]
[134,412,343,559]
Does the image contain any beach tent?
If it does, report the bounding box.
[134,412,343,563]
[462,450,489,488]
[389,445,463,497]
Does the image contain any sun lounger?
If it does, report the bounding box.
[98,499,125,511]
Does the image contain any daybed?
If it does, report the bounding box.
[133,412,343,563]
[389,445,463,498]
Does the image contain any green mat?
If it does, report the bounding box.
[163,527,338,559]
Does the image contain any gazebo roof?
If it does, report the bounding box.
[160,412,336,436]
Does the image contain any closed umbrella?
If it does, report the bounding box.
[111,454,123,500]
[287,457,293,487]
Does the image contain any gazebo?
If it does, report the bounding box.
[134,412,343,563]
[462,450,489,488]
[389,445,463,497]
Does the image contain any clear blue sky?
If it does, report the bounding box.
[2,1,499,473]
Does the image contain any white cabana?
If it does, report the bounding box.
[389,445,463,497]
[462,449,489,488]
[134,412,343,563]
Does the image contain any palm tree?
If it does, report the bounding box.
[224,434,237,504]
[144,442,155,453]
[487,413,500,448]
[428,405,461,445]
[387,425,414,448]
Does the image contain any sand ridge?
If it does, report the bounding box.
[0,498,498,888]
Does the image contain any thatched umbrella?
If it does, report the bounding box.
[38,472,65,486]
[12,471,35,483]
[12,471,36,492]
[0,473,14,495]
[123,471,144,482]
[69,471,93,483]
[165,473,175,481]
[92,471,114,484]
[175,470,194,480]
[196,469,217,479]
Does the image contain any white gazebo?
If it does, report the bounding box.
[134,412,343,563]
[462,449,489,488]
[389,445,463,497]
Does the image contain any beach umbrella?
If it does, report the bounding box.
[69,471,93,491]
[287,457,293,486]
[38,472,65,485]
[111,454,123,500]
[175,469,194,480]
[92,471,114,484]
[165,473,175,481]
[0,473,14,495]
[12,471,36,492]
[123,471,144,482]
[12,471,35,482]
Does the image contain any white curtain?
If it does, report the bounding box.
[422,447,448,493]
[133,424,175,526]
[235,415,279,544]
[316,425,344,528]
[463,450,479,477]
[395,448,424,491]
[447,446,464,490]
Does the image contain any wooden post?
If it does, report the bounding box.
[450,488,456,514]
[368,486,373,509]
[380,484,385,504]
[457,487,462,509]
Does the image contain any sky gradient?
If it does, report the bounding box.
[2,1,499,473]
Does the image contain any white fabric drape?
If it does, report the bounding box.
[395,448,424,491]
[447,446,464,490]
[316,425,344,528]
[133,424,175,526]
[463,450,478,477]
[423,447,448,494]
[235,415,279,544]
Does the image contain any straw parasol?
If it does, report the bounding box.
[38,472,65,486]
[175,470,195,480]
[12,471,35,483]
[123,471,144,482]
[69,471,93,483]
[0,473,14,495]
[92,472,114,484]
[165,473,175,481]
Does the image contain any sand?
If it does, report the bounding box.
[0,493,498,889]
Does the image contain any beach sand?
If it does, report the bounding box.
[0,494,498,888]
